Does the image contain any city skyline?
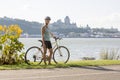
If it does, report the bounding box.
[0,0,120,29]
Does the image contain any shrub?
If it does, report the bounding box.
[100,48,120,60]
[0,25,24,65]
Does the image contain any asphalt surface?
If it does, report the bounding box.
[0,65,120,80]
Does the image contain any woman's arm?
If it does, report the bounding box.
[41,26,45,45]
[50,32,55,38]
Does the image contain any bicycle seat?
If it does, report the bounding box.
[54,37,62,41]
[38,40,43,47]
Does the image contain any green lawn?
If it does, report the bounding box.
[0,60,120,70]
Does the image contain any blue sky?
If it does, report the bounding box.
[0,0,120,29]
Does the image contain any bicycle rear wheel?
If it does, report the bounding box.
[53,46,70,64]
[25,46,43,65]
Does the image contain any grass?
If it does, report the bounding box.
[100,48,120,60]
[0,60,120,70]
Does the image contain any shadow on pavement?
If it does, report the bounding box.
[78,66,120,72]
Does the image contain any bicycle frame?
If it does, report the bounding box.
[39,38,61,50]
[39,38,62,56]
[52,39,62,56]
[52,40,59,50]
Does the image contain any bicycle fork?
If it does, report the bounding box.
[58,47,62,56]
[56,42,63,57]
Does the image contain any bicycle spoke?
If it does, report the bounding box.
[25,46,43,65]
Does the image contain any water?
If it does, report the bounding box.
[20,38,120,60]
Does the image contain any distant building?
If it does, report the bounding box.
[51,16,77,29]
[64,16,70,25]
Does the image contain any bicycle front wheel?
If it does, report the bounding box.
[53,46,70,64]
[25,46,43,65]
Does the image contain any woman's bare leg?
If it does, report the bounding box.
[43,47,47,65]
[48,48,53,65]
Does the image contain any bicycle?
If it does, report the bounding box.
[25,37,70,65]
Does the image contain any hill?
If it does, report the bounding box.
[0,17,42,34]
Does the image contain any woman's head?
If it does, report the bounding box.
[45,16,51,25]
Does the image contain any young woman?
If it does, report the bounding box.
[41,16,55,65]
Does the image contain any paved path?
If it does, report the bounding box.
[0,65,120,80]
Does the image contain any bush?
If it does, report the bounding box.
[0,25,24,65]
[100,48,120,60]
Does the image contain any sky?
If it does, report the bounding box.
[0,0,120,29]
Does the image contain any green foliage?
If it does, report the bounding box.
[0,25,24,65]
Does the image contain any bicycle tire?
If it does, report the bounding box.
[25,46,43,65]
[53,46,70,64]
